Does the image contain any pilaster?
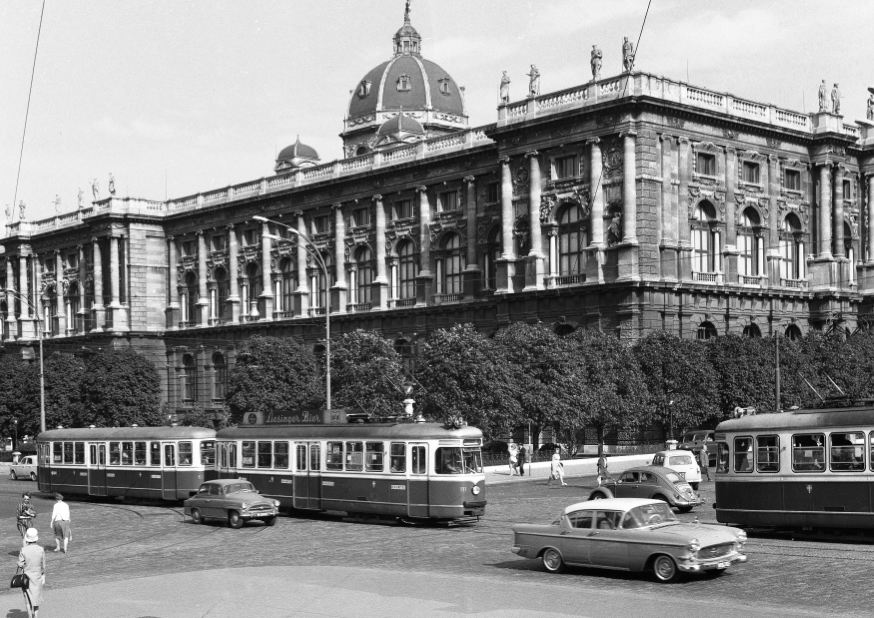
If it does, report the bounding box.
[91,238,105,333]
[331,202,348,313]
[416,186,434,305]
[372,194,389,309]
[524,152,545,291]
[462,176,481,299]
[496,157,516,294]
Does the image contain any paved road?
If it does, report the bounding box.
[0,472,867,617]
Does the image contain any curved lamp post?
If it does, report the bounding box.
[2,288,45,433]
[252,216,331,410]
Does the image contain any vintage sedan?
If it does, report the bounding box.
[9,455,37,481]
[511,498,748,582]
[184,479,280,528]
[589,465,703,512]
[650,450,702,489]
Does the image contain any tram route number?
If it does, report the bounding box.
[281,479,293,484]
[322,481,335,486]
[391,485,405,490]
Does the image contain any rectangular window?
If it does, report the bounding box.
[843,180,852,200]
[310,443,321,471]
[241,441,256,468]
[243,229,257,246]
[734,437,753,472]
[486,182,499,203]
[61,442,73,464]
[179,442,193,466]
[211,235,227,252]
[150,442,161,467]
[296,444,307,471]
[365,442,384,472]
[737,233,753,277]
[742,161,760,184]
[697,152,716,176]
[393,199,413,220]
[314,215,331,234]
[257,441,272,468]
[784,169,801,191]
[164,444,176,467]
[274,442,289,469]
[53,442,62,464]
[756,435,779,472]
[326,442,343,470]
[345,441,364,471]
[134,442,147,465]
[438,190,458,212]
[74,442,86,465]
[121,442,134,465]
[830,432,864,472]
[390,443,406,473]
[227,442,237,468]
[108,442,120,465]
[555,155,579,179]
[353,207,370,227]
[200,441,216,466]
[411,446,426,474]
[792,433,825,472]
[182,240,197,256]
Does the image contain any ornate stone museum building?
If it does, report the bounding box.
[3,9,874,416]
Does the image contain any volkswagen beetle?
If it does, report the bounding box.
[589,465,704,512]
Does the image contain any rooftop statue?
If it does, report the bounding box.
[78,188,84,209]
[499,71,510,105]
[591,45,603,81]
[527,65,540,97]
[867,88,874,121]
[831,83,841,115]
[54,194,61,214]
[622,37,635,72]
[818,79,829,112]
[18,201,25,221]
[108,172,117,196]
[91,178,100,201]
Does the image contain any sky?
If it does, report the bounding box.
[2,0,873,223]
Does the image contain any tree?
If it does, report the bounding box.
[416,324,521,439]
[0,355,39,440]
[330,330,409,416]
[80,348,163,427]
[44,352,86,430]
[226,335,323,423]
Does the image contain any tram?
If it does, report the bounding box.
[714,403,874,530]
[36,427,217,500]
[215,421,487,521]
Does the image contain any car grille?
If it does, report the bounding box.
[247,505,273,512]
[702,543,733,559]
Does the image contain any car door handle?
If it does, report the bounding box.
[588,531,599,537]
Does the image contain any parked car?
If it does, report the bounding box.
[678,429,717,465]
[183,479,280,528]
[511,498,747,582]
[588,465,703,513]
[651,449,702,489]
[9,455,37,481]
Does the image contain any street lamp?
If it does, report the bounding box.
[13,418,18,451]
[252,215,331,410]
[2,289,45,433]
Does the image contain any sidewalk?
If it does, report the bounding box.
[485,453,654,484]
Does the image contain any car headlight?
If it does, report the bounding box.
[688,538,701,553]
[471,486,481,495]
[240,503,249,510]
[273,500,280,507]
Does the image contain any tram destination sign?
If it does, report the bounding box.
[246,409,347,425]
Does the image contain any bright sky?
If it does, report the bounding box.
[2,0,872,222]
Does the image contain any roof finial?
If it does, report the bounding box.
[404,0,411,23]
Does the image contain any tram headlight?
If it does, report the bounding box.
[471,485,481,495]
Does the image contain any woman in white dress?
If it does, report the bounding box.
[546,452,567,486]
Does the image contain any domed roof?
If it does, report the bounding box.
[274,136,320,174]
[376,113,425,138]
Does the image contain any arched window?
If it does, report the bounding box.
[245,262,261,319]
[182,354,196,402]
[184,272,198,325]
[697,321,718,340]
[778,214,805,282]
[213,352,226,400]
[484,228,500,290]
[737,208,764,279]
[437,233,464,295]
[312,252,334,311]
[67,282,80,334]
[691,202,721,275]
[395,338,414,374]
[844,222,855,284]
[355,247,373,305]
[558,203,586,279]
[742,324,762,338]
[278,259,296,315]
[214,267,229,322]
[785,324,802,341]
[397,241,417,301]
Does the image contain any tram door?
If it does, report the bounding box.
[292,442,321,509]
[162,442,178,500]
[87,443,107,497]
[408,443,429,518]
[217,441,237,480]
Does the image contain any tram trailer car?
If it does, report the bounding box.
[715,406,874,530]
[215,422,487,521]
[37,427,217,500]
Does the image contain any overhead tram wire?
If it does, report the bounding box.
[11,0,47,212]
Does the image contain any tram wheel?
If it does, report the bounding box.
[9,470,16,480]
[263,515,277,527]
[29,472,36,482]
[227,510,243,529]
[541,548,565,574]
[190,509,203,525]
[652,554,678,583]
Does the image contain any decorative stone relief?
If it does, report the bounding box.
[667,116,685,129]
[722,128,737,139]
[766,137,782,149]
[513,215,530,254]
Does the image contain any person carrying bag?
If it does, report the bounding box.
[16,528,45,618]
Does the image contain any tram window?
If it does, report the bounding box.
[74,442,85,465]
[296,444,307,470]
[411,446,426,475]
[792,433,825,472]
[63,442,74,464]
[436,448,462,474]
[200,441,216,466]
[164,444,176,467]
[99,445,106,465]
[228,443,237,468]
[716,442,729,473]
[150,442,161,467]
[345,442,364,471]
[109,442,121,465]
[274,442,289,469]
[326,442,343,470]
[219,443,227,468]
[310,444,321,471]
[756,436,779,473]
[366,442,384,472]
[257,441,272,468]
[122,442,134,465]
[53,443,62,464]
[179,442,193,466]
[462,447,483,474]
[390,443,406,473]
[89,445,97,466]
[830,432,864,472]
[733,437,753,473]
[134,442,147,466]
[241,441,255,468]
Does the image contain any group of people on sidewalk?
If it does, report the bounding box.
[13,492,73,618]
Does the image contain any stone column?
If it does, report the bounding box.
[55,251,65,335]
[819,163,833,259]
[677,137,692,279]
[524,153,545,291]
[724,147,739,284]
[332,203,347,313]
[29,255,39,339]
[227,225,241,323]
[78,245,88,334]
[259,222,274,320]
[416,186,434,305]
[92,238,105,332]
[18,256,30,322]
[496,156,516,293]
[586,138,605,283]
[463,176,481,298]
[372,195,388,309]
[194,231,209,326]
[108,235,128,331]
[295,213,310,315]
[868,174,874,264]
[832,164,845,258]
[166,236,179,329]
[5,259,15,337]
[622,131,638,243]
[659,135,678,281]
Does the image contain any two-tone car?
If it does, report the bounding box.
[183,479,280,528]
[589,465,703,512]
[9,455,37,481]
[511,498,748,582]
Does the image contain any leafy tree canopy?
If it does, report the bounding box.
[80,348,163,427]
[330,329,409,416]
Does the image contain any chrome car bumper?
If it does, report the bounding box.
[240,508,278,519]
[679,552,747,572]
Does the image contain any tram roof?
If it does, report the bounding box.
[37,426,217,441]
[716,406,874,433]
[216,422,483,441]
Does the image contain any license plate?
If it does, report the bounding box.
[717,561,730,569]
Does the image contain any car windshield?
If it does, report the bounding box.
[224,482,256,494]
[668,455,693,466]
[664,472,682,483]
[197,485,212,494]
[622,503,678,528]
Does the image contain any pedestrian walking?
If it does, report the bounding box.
[699,447,711,482]
[17,527,46,618]
[49,493,71,553]
[508,446,518,476]
[546,452,567,486]
[16,493,36,545]
[517,446,527,476]
[597,453,609,486]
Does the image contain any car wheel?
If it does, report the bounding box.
[541,548,565,574]
[652,554,679,583]
[29,472,36,482]
[190,509,203,525]
[9,470,16,480]
[263,515,277,527]
[227,510,243,529]
[677,506,694,514]
[652,494,669,504]
[690,482,699,490]
[589,491,607,500]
